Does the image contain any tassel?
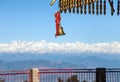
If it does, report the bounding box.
[84,0,87,14]
[88,0,91,14]
[103,0,106,15]
[54,11,65,37]
[96,0,99,15]
[92,2,95,14]
[100,0,102,15]
[54,11,60,36]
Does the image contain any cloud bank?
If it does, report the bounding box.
[0,40,120,54]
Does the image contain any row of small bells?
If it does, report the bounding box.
[51,0,120,37]
[59,0,120,16]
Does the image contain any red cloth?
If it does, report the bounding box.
[54,11,61,36]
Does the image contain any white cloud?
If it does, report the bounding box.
[0,40,120,54]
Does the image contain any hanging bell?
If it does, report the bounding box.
[111,0,114,16]
[68,0,71,13]
[84,0,87,14]
[80,0,82,7]
[92,2,95,14]
[108,0,115,16]
[119,0,120,15]
[103,0,106,15]
[80,0,83,14]
[88,0,91,14]
[117,0,120,15]
[55,26,66,36]
[100,0,102,15]
[96,0,99,15]
[76,0,79,14]
[72,0,75,13]
[59,0,63,13]
[63,0,67,13]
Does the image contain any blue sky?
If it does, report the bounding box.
[0,0,120,43]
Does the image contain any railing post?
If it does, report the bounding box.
[96,68,106,82]
[30,68,39,82]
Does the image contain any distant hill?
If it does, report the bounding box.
[0,58,81,70]
[0,53,120,70]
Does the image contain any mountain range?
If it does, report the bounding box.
[0,53,120,70]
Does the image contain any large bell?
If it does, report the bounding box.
[55,26,65,36]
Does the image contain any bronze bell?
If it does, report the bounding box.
[58,26,66,36]
[55,26,65,36]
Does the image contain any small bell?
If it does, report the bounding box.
[88,0,91,14]
[100,0,102,15]
[96,0,99,15]
[92,2,95,14]
[63,0,67,13]
[55,26,66,36]
[76,0,79,14]
[80,0,82,7]
[73,6,75,13]
[68,0,71,13]
[59,0,63,13]
[80,0,83,14]
[111,0,114,16]
[84,0,87,14]
[119,0,120,15]
[70,0,73,13]
[117,0,120,15]
[80,5,83,14]
[103,0,106,15]
[73,0,75,13]
[108,0,115,16]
